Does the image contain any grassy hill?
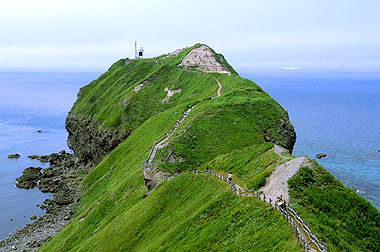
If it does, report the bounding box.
[40,104,298,251]
[39,44,380,251]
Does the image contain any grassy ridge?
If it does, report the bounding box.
[288,164,380,251]
[155,74,295,172]
[40,106,299,251]
[40,44,301,251]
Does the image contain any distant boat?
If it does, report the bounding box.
[281,66,300,70]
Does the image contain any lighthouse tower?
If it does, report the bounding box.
[135,41,144,59]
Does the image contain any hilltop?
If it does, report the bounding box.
[1,44,379,252]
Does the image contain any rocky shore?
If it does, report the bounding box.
[0,151,86,252]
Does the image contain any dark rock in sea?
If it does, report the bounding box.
[8,154,20,159]
[38,155,49,162]
[27,155,39,159]
[27,154,49,162]
[10,219,13,221]
[16,167,42,189]
[30,216,37,220]
[316,153,327,159]
[37,130,42,133]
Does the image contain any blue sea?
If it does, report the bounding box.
[243,71,380,209]
[0,72,99,240]
[0,71,379,240]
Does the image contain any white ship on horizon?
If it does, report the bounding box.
[281,66,300,70]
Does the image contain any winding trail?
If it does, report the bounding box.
[142,77,222,180]
[140,77,326,251]
[260,157,313,203]
[216,79,222,97]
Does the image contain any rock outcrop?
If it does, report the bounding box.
[65,116,130,169]
[179,45,231,74]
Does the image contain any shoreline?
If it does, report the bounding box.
[0,152,84,252]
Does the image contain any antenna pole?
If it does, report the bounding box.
[135,41,137,59]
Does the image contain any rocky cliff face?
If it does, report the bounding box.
[65,116,130,169]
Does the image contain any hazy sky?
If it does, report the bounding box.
[1,0,380,72]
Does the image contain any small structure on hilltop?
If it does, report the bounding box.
[134,41,144,59]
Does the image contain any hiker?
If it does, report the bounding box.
[143,170,149,186]
[283,200,287,211]
[278,195,286,210]
[228,172,232,183]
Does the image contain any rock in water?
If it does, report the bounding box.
[8,153,20,158]
[16,167,42,189]
[27,154,49,162]
[316,153,327,159]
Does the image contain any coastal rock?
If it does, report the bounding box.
[27,154,49,162]
[30,216,37,220]
[8,153,20,159]
[66,115,130,168]
[16,167,42,189]
[316,153,327,159]
[37,130,42,133]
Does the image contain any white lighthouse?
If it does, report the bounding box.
[134,41,144,59]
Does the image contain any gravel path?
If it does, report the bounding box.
[260,157,313,203]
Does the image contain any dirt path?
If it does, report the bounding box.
[260,157,313,202]
[216,79,222,97]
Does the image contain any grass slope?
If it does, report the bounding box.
[198,143,289,190]
[40,107,299,251]
[288,163,380,251]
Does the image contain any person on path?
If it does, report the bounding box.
[278,195,286,210]
[228,172,232,183]
[143,170,149,186]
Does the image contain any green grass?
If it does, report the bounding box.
[154,74,295,172]
[38,44,380,252]
[288,163,380,251]
[198,143,288,190]
[39,44,304,251]
[40,107,299,252]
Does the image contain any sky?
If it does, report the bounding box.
[1,0,380,73]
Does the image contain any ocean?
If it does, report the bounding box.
[243,71,380,209]
[0,71,379,240]
[0,72,99,240]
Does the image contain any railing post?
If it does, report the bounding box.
[269,198,272,206]
[263,194,266,202]
[238,188,241,196]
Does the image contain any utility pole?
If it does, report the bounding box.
[135,41,137,59]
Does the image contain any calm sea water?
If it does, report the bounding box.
[1,71,379,240]
[0,72,99,240]
[243,71,380,209]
